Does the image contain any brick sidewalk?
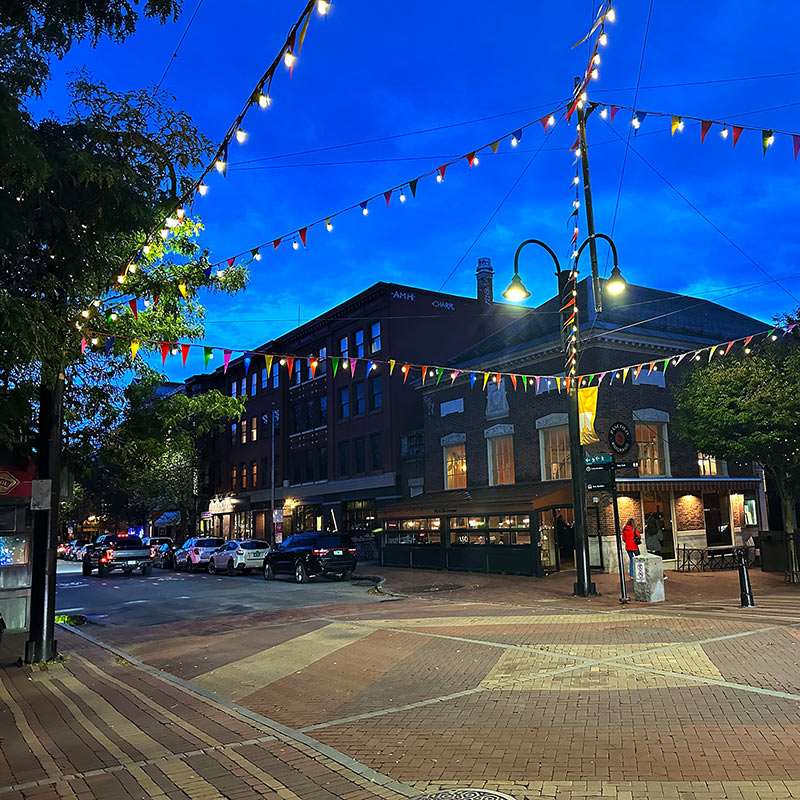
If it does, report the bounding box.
[0,628,413,800]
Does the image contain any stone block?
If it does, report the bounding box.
[633,553,665,602]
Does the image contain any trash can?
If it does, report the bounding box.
[632,553,665,602]
[758,531,786,573]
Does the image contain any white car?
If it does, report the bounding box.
[208,540,270,576]
[174,537,225,572]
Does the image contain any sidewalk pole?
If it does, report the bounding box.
[737,548,755,607]
[610,483,629,603]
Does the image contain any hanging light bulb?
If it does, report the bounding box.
[280,358,287,365]
[574,148,582,157]
[317,0,330,13]
[143,299,150,308]
[767,134,775,146]
[110,312,118,321]
[81,310,90,318]
[292,239,299,250]
[258,93,271,108]
[165,217,178,228]
[92,299,100,307]
[117,274,126,284]
[572,175,580,185]
[511,135,519,147]
[593,54,601,65]
[362,205,369,215]
[720,126,729,139]
[631,117,640,129]
[678,121,685,131]
[215,157,226,173]
[254,252,262,261]
[176,208,185,220]
[217,268,226,278]
[399,191,406,203]
[600,107,608,119]
[326,219,334,231]
[91,337,98,345]
[142,245,151,255]
[128,264,137,275]
[577,100,584,110]
[198,183,209,196]
[606,7,616,22]
[548,114,556,126]
[436,173,443,183]
[235,128,247,144]
[473,156,479,166]
[284,50,295,68]
[573,200,580,209]
[591,68,599,80]
[771,333,778,341]
[599,31,608,46]
[159,228,169,239]
[744,347,751,354]
[171,347,178,355]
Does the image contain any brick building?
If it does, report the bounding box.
[378,276,769,576]
[191,264,520,543]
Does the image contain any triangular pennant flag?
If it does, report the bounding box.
[675,352,688,365]
[663,358,670,373]
[636,110,647,124]
[534,376,540,392]
[539,115,550,131]
[409,179,418,198]
[161,342,170,365]
[80,336,87,354]
[350,357,358,376]
[297,9,311,52]
[708,345,718,362]
[510,374,517,391]
[178,282,188,299]
[384,190,392,206]
[273,238,281,249]
[671,116,681,136]
[701,120,712,143]
[587,374,595,385]
[223,349,232,373]
[598,371,607,385]
[451,370,460,385]
[105,337,115,356]
[227,257,234,268]
[634,364,644,380]
[565,377,571,393]
[250,248,259,259]
[482,372,490,390]
[466,152,476,167]
[512,128,523,143]
[367,361,375,374]
[609,370,617,383]
[437,164,447,181]
[389,359,396,375]
[724,340,735,356]
[264,354,273,374]
[402,364,409,383]
[794,135,800,160]
[470,372,476,388]
[298,227,307,246]
[203,266,212,279]
[359,201,368,214]
[523,377,528,392]
[204,347,213,367]
[310,358,317,379]
[732,126,743,146]
[436,368,443,385]
[130,340,140,361]
[286,356,295,377]
[489,141,499,154]
[623,367,630,383]
[243,353,252,374]
[495,373,501,387]
[182,344,190,366]
[762,130,773,156]
[610,105,620,122]
[128,299,138,319]
[556,378,562,393]
[331,356,339,377]
[421,366,427,386]
[570,133,580,152]
[647,361,655,375]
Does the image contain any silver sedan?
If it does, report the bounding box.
[207,540,271,576]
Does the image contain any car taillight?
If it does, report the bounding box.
[150,546,156,558]
[311,549,330,556]
[100,548,114,563]
[193,548,200,555]
[236,549,244,555]
[348,548,357,555]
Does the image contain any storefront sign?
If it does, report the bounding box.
[608,422,633,455]
[0,471,20,496]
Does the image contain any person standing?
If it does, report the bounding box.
[645,514,663,557]
[621,518,641,578]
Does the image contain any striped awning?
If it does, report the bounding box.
[615,477,761,494]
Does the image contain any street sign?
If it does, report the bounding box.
[585,453,613,465]
[585,463,615,491]
[614,460,640,470]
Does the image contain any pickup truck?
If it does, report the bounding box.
[82,534,155,577]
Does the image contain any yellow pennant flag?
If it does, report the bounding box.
[622,367,630,383]
[490,141,499,154]
[297,10,312,52]
[130,340,140,361]
[482,372,490,390]
[671,116,682,136]
[708,345,718,362]
[264,354,273,373]
[178,282,188,299]
[389,359,396,375]
[578,386,600,445]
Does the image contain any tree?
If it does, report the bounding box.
[675,339,800,582]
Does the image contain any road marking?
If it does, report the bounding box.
[123,600,149,605]
[56,607,84,613]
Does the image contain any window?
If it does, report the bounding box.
[540,425,571,481]
[240,420,247,444]
[241,463,246,489]
[488,435,515,486]
[231,465,237,490]
[353,382,365,415]
[231,423,237,446]
[290,452,302,485]
[260,457,268,487]
[241,378,247,397]
[338,387,350,419]
[744,498,758,526]
[272,362,279,388]
[261,367,268,389]
[251,461,257,487]
[353,437,366,473]
[383,518,441,545]
[339,335,349,359]
[338,441,350,476]
[440,398,464,416]
[292,403,306,434]
[294,360,302,385]
[636,423,669,476]
[368,376,383,411]
[370,322,381,353]
[354,329,364,358]
[304,450,315,483]
[370,433,383,471]
[318,346,327,375]
[345,500,376,531]
[319,395,327,425]
[251,373,257,395]
[444,444,467,490]
[698,452,727,476]
[250,416,257,442]
[319,447,328,481]
[231,382,237,397]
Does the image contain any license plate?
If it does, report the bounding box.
[334,550,343,556]
[127,560,137,565]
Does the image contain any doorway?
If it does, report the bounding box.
[537,506,575,573]
[703,492,732,546]
[641,490,676,560]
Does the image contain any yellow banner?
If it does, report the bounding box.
[578,386,600,445]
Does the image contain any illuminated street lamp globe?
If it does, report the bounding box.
[606,264,627,295]
[503,273,531,302]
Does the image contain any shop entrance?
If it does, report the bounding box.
[641,490,676,560]
[537,506,574,573]
[703,492,732,546]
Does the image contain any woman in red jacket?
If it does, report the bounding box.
[621,518,641,578]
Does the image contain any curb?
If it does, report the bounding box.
[56,622,417,798]
[352,573,411,600]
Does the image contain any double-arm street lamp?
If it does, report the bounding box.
[504,233,624,597]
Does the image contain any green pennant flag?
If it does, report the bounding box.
[762,129,773,156]
[331,356,339,377]
[409,178,418,198]
[204,347,213,367]
[587,374,594,385]
[663,357,670,373]
[436,367,443,385]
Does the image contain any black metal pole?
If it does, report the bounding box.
[737,548,755,607]
[610,483,629,603]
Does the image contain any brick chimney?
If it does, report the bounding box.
[476,257,494,305]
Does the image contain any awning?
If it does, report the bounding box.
[616,477,762,494]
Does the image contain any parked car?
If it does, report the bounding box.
[57,542,68,559]
[82,534,154,577]
[153,541,176,569]
[173,537,224,572]
[73,541,92,562]
[147,536,174,550]
[208,540,270,576]
[264,533,357,583]
[65,539,89,560]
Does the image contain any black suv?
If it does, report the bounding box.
[264,533,357,583]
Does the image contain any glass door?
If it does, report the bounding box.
[642,490,676,559]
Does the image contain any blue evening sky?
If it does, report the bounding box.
[36,1,800,378]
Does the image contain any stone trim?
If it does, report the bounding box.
[440,432,466,446]
[484,423,514,439]
[633,408,670,423]
[535,413,568,430]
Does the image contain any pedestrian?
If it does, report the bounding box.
[621,518,641,578]
[645,513,663,557]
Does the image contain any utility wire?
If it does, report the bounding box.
[154,0,205,91]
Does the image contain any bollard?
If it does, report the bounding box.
[737,549,755,608]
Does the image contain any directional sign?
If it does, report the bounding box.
[585,453,613,465]
[585,463,615,491]
[614,460,640,470]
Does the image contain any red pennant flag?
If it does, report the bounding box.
[634,364,644,380]
[570,134,580,152]
[466,152,476,167]
[128,299,138,319]
[402,365,409,383]
[153,294,160,307]
[273,238,281,249]
[438,165,447,181]
[724,340,735,356]
[609,105,620,122]
[299,227,307,246]
[181,344,190,366]
[310,358,317,379]
[732,126,744,147]
[227,257,234,268]
[495,373,501,386]
[794,135,800,160]
[161,342,170,364]
[384,190,392,206]
[81,337,87,354]
[510,374,518,391]
[286,356,295,377]
[539,115,550,131]
[223,349,232,373]
[700,120,712,143]
[421,366,427,385]
[743,335,753,349]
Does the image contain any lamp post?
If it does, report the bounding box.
[505,233,624,597]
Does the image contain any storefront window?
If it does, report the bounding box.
[698,452,727,476]
[487,514,531,545]
[540,425,571,481]
[384,518,441,545]
[444,444,467,489]
[0,535,28,566]
[488,435,515,486]
[744,498,758,526]
[344,499,376,531]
